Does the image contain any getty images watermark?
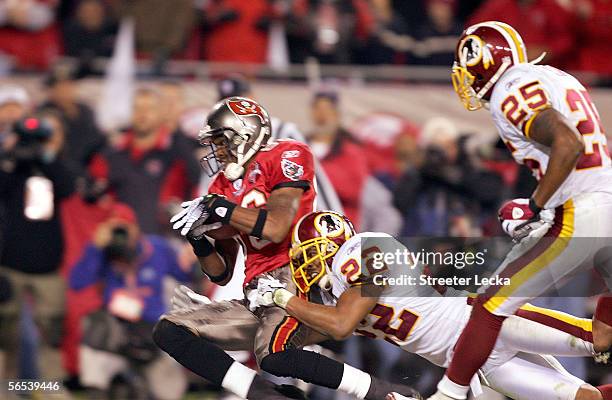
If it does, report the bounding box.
[357,236,610,298]
[368,245,511,288]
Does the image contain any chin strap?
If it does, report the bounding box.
[223,163,244,181]
[318,275,332,291]
[224,126,270,181]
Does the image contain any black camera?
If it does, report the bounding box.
[104,226,136,263]
[4,117,54,163]
[424,146,449,167]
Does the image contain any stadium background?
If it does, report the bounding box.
[0,0,611,399]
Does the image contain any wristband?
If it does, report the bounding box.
[187,236,214,257]
[273,288,295,309]
[209,197,236,224]
[529,198,542,215]
[206,266,230,284]
[251,209,268,239]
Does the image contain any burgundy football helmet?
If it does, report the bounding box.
[198,97,271,181]
[452,21,541,111]
[290,211,355,293]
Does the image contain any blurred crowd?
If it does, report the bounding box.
[1,0,612,79]
[0,70,609,398]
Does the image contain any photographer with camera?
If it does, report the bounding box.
[393,117,503,236]
[70,204,190,400]
[0,85,78,381]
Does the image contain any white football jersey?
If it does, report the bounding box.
[325,233,471,367]
[489,63,612,209]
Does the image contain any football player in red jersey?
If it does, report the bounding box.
[153,97,421,400]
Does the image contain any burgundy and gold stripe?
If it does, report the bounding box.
[515,303,593,343]
[482,199,575,313]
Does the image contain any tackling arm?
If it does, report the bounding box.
[528,108,585,208]
[284,286,379,341]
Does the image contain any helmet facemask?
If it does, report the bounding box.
[198,127,241,177]
[451,61,481,111]
[289,237,340,294]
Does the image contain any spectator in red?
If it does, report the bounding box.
[468,0,575,68]
[574,0,612,78]
[0,0,61,70]
[88,88,200,234]
[305,90,402,235]
[200,0,273,64]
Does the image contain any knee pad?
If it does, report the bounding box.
[152,319,193,357]
[260,351,290,377]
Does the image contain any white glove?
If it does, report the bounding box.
[171,196,210,236]
[170,285,211,311]
[247,275,291,311]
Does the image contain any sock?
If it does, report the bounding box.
[338,363,372,399]
[445,298,506,387]
[595,296,612,327]
[221,361,256,398]
[260,349,345,389]
[597,384,612,400]
[437,375,469,400]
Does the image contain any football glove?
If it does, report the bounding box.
[171,194,221,237]
[498,198,553,242]
[246,275,293,311]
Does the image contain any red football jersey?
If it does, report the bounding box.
[208,139,316,284]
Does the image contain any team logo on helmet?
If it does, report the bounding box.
[227,99,266,124]
[460,35,495,70]
[314,213,345,238]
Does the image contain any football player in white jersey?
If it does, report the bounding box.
[406,20,612,400]
[257,211,611,400]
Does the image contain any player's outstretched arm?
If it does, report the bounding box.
[227,187,303,243]
[528,108,585,208]
[283,286,379,340]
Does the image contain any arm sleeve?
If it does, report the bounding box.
[69,245,106,290]
[267,142,315,192]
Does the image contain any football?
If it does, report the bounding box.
[205,225,240,240]
[213,236,241,269]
